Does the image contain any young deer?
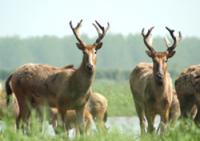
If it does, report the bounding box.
[50,92,108,135]
[129,27,181,134]
[88,92,108,132]
[5,20,109,134]
[50,107,93,135]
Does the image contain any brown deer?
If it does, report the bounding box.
[5,20,109,134]
[175,65,200,125]
[129,27,181,134]
[50,92,108,134]
[169,89,181,125]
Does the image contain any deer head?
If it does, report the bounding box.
[141,27,181,85]
[70,20,109,74]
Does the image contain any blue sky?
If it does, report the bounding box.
[0,0,199,37]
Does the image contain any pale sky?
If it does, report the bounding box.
[0,0,200,37]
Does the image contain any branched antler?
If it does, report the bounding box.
[93,21,109,45]
[165,26,182,53]
[69,20,86,46]
[141,27,155,52]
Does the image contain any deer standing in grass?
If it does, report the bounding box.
[87,92,108,132]
[129,27,181,134]
[5,20,109,134]
[50,92,108,135]
[50,107,93,135]
[175,65,200,125]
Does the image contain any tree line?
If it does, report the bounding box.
[0,34,199,80]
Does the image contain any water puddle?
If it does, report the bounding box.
[0,116,161,137]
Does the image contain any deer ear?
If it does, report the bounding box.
[76,43,84,50]
[146,50,153,58]
[96,42,103,50]
[167,51,176,58]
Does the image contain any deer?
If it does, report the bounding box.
[50,107,93,135]
[5,20,109,134]
[169,89,181,126]
[129,26,181,134]
[50,92,108,134]
[87,92,108,132]
[175,65,200,125]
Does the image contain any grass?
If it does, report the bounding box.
[93,79,135,116]
[0,80,200,140]
[1,115,200,141]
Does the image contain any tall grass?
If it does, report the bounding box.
[0,80,200,141]
[1,115,200,141]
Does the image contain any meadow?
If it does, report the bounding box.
[93,80,135,116]
[0,80,200,141]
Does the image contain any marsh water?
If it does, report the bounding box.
[107,116,160,135]
[0,116,161,137]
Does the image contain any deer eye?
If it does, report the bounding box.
[94,50,97,54]
[164,59,168,63]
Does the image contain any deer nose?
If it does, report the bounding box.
[156,72,163,80]
[86,64,93,72]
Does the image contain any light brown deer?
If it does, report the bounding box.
[50,92,108,134]
[129,27,181,134]
[50,107,93,135]
[175,65,200,125]
[5,20,109,134]
[88,92,108,132]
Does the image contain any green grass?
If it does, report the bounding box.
[93,79,135,116]
[1,116,200,141]
[0,80,200,140]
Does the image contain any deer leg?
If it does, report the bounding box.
[159,98,171,133]
[35,106,43,121]
[75,122,80,136]
[135,102,146,134]
[95,112,107,134]
[15,95,31,133]
[19,109,31,134]
[191,105,198,119]
[76,108,85,135]
[194,109,200,127]
[145,108,156,133]
[49,109,58,129]
[16,111,21,130]
[52,107,67,135]
[85,114,93,135]
[59,108,68,134]
[15,95,23,130]
[194,104,200,127]
[160,108,170,133]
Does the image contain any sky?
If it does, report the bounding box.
[0,0,200,38]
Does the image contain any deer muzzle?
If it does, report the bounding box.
[156,72,163,80]
[86,63,94,73]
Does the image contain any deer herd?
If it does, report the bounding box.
[2,20,200,136]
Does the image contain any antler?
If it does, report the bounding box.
[165,26,182,53]
[69,20,86,46]
[141,27,155,52]
[93,20,109,45]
